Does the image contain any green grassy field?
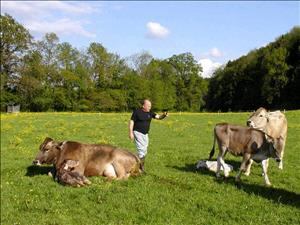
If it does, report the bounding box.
[1,111,300,225]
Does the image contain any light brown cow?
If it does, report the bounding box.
[246,107,287,175]
[33,137,142,187]
[209,123,282,186]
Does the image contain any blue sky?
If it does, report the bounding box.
[2,1,299,77]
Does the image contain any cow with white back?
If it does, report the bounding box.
[209,123,282,186]
[246,107,287,175]
[33,137,142,187]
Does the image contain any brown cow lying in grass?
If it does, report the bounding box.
[33,137,142,187]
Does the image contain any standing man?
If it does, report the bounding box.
[129,99,168,172]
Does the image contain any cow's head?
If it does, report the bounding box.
[33,137,61,165]
[247,107,268,130]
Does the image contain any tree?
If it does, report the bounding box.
[35,33,61,90]
[126,51,153,76]
[17,50,51,111]
[261,47,289,105]
[167,53,205,111]
[0,14,32,110]
[145,59,177,110]
[87,42,110,88]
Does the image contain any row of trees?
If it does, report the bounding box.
[205,27,300,111]
[1,14,207,112]
[1,14,299,112]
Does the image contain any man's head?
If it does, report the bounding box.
[142,99,152,112]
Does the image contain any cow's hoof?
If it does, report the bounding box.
[244,171,250,176]
[235,177,241,183]
[83,178,91,185]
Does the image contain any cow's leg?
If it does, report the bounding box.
[216,157,221,178]
[278,139,286,170]
[112,162,127,180]
[217,145,228,178]
[278,159,283,170]
[262,159,271,186]
[261,159,269,176]
[244,159,253,176]
[236,154,251,182]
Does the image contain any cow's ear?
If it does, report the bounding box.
[56,144,62,150]
[45,137,53,143]
[56,141,66,150]
[40,137,53,150]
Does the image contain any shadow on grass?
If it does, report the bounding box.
[171,161,300,209]
[218,177,300,209]
[26,165,54,177]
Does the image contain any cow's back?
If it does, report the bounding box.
[215,123,265,155]
[265,111,287,139]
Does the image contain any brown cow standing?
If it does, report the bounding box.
[209,123,282,186]
[33,137,142,187]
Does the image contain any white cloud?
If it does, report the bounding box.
[198,58,222,78]
[146,22,170,39]
[1,1,98,38]
[209,47,223,58]
[25,18,96,38]
[2,1,97,18]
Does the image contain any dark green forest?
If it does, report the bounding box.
[1,14,299,112]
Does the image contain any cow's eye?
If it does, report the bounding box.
[259,115,263,117]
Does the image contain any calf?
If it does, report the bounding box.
[196,160,233,173]
[33,137,142,187]
[209,123,282,186]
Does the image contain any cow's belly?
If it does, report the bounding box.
[84,162,117,178]
[251,152,268,163]
[84,161,107,176]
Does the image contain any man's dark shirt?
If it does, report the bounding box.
[131,109,157,134]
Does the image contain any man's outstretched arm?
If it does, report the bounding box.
[155,112,168,120]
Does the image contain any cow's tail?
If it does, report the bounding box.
[209,126,216,160]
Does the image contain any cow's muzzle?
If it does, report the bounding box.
[33,160,41,166]
[247,120,253,127]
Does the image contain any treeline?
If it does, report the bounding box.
[205,27,300,111]
[1,14,299,112]
[1,14,207,112]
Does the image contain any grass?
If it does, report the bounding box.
[1,111,300,225]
